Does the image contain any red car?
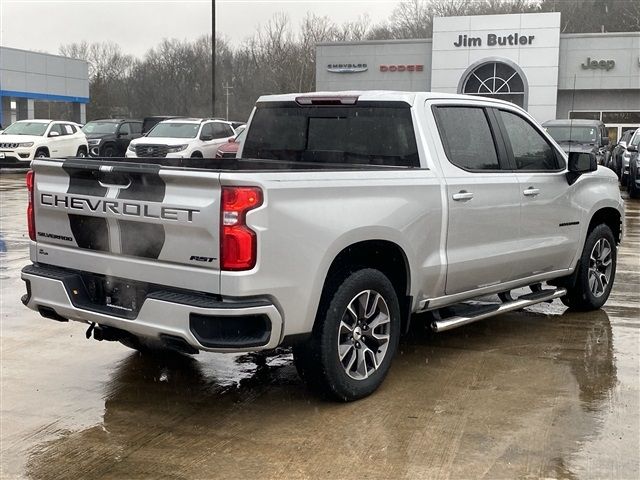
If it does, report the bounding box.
[216,127,245,159]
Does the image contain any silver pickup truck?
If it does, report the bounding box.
[22,92,624,401]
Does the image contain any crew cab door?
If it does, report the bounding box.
[432,105,521,295]
[493,108,580,276]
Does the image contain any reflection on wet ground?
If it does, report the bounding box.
[1,173,638,479]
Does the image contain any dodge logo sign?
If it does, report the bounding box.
[380,64,424,72]
[327,63,368,73]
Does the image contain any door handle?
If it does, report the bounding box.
[452,191,474,201]
[523,187,540,197]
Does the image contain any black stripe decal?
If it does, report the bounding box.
[559,221,580,227]
[116,167,166,259]
[63,163,110,252]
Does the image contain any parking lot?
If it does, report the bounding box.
[1,172,638,479]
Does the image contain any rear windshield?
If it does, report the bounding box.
[242,104,419,167]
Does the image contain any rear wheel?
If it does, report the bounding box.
[293,268,401,401]
[561,224,616,310]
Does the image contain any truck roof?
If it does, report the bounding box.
[257,91,526,109]
[542,119,604,127]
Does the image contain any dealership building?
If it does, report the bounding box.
[0,46,89,127]
[316,12,640,141]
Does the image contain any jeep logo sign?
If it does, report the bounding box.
[581,57,615,71]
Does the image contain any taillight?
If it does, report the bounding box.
[220,186,262,270]
[26,170,35,241]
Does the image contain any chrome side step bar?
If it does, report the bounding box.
[431,288,567,333]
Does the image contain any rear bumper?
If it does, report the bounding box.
[21,264,283,352]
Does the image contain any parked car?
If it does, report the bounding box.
[22,92,623,401]
[141,116,180,135]
[216,128,245,159]
[126,118,235,158]
[625,128,640,198]
[82,119,143,157]
[543,119,610,166]
[0,119,88,169]
[610,129,636,183]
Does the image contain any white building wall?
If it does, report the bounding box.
[430,12,561,123]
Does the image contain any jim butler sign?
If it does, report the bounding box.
[453,33,535,47]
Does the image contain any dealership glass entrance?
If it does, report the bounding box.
[462,62,526,107]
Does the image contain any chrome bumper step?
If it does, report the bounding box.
[431,287,567,333]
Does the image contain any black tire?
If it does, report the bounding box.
[561,224,616,311]
[190,151,203,158]
[35,148,48,159]
[76,146,87,157]
[293,268,401,401]
[101,145,116,157]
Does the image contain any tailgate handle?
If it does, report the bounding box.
[97,172,132,189]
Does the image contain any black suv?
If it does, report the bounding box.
[82,119,143,157]
[542,119,611,166]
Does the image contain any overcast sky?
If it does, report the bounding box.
[0,0,398,58]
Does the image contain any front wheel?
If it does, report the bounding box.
[76,147,87,157]
[561,224,616,311]
[293,268,401,401]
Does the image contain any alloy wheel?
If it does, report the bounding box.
[588,238,613,298]
[337,290,391,380]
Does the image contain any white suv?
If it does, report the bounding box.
[0,119,88,169]
[126,118,235,159]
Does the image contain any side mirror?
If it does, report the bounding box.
[627,144,638,153]
[567,151,597,185]
[200,134,214,141]
[117,132,128,138]
[601,136,610,146]
[48,131,60,137]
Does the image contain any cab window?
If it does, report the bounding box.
[499,110,560,171]
[433,106,501,171]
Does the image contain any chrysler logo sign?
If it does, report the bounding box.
[327,63,368,73]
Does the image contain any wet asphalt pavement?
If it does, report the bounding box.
[1,172,638,479]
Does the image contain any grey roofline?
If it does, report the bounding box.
[316,38,432,47]
[0,45,89,64]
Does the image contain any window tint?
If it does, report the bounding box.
[434,107,500,170]
[119,123,131,135]
[64,124,76,134]
[130,122,142,134]
[243,105,419,166]
[201,123,214,138]
[50,124,65,136]
[211,123,232,139]
[500,110,559,171]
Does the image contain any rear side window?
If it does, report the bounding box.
[64,124,76,134]
[433,106,500,171]
[212,123,233,139]
[499,110,559,171]
[243,104,419,167]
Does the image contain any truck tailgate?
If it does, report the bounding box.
[31,159,222,293]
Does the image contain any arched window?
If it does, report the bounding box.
[462,61,526,108]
